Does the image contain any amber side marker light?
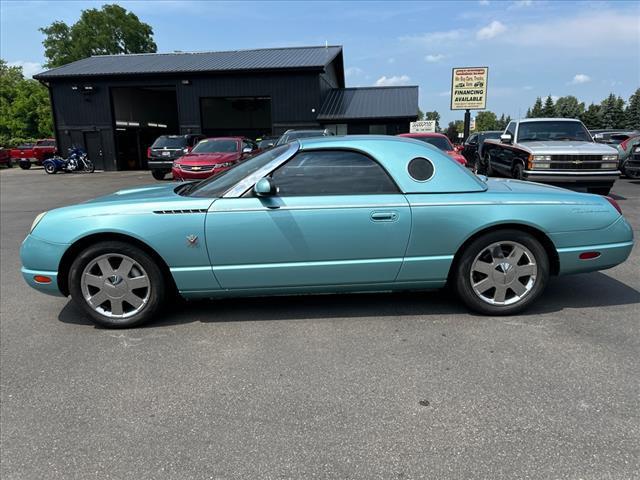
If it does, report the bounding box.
[33,275,52,284]
[579,252,601,260]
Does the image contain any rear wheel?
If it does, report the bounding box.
[151,169,166,180]
[19,160,31,170]
[44,163,56,174]
[69,241,165,328]
[454,229,549,315]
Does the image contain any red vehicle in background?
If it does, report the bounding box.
[10,139,57,169]
[397,132,467,166]
[171,137,260,181]
[0,147,12,168]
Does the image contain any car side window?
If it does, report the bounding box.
[466,134,477,145]
[506,122,516,138]
[271,150,398,196]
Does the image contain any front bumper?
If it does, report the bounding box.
[523,170,620,185]
[20,234,68,297]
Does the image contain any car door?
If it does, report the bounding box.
[494,122,517,173]
[463,133,478,162]
[206,149,411,289]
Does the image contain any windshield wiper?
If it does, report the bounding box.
[517,137,541,142]
[554,137,582,141]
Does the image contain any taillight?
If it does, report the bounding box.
[605,196,622,215]
[146,147,151,158]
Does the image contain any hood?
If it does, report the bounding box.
[520,141,617,155]
[176,152,239,165]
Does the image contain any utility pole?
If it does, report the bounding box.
[463,109,471,141]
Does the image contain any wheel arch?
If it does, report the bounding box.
[57,232,177,297]
[447,222,560,283]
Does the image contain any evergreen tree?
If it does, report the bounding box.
[600,93,626,129]
[554,96,585,119]
[625,88,640,130]
[525,108,531,118]
[580,104,602,129]
[542,96,555,117]
[530,97,543,117]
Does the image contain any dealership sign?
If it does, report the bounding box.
[410,120,436,133]
[450,67,488,110]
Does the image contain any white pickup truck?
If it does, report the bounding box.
[481,118,620,195]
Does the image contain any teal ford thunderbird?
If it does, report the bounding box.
[21,136,634,327]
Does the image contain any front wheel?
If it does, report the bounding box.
[151,169,166,180]
[481,153,494,176]
[454,229,549,315]
[84,160,95,173]
[512,163,524,180]
[68,241,166,328]
[44,163,57,174]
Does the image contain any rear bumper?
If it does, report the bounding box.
[148,160,175,170]
[522,170,620,184]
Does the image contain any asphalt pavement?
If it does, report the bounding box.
[1,167,638,479]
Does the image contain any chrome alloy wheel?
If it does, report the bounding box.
[469,241,538,306]
[80,253,151,319]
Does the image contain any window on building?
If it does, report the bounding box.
[369,124,387,135]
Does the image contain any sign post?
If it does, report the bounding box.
[450,66,488,141]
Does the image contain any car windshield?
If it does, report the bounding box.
[481,132,502,140]
[276,131,325,146]
[152,136,187,148]
[191,139,238,153]
[184,144,291,197]
[414,136,453,151]
[517,121,591,142]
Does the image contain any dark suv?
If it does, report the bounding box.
[148,134,204,180]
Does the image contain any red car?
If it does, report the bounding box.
[0,147,12,168]
[398,133,467,166]
[10,139,57,169]
[171,137,260,180]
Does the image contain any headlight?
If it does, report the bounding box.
[183,147,189,153]
[601,162,618,169]
[216,162,233,168]
[173,161,179,167]
[602,154,618,161]
[30,212,47,233]
[532,155,552,162]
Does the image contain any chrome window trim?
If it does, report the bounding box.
[222,142,300,198]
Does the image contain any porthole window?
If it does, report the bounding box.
[407,157,434,182]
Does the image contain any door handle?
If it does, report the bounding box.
[370,211,398,222]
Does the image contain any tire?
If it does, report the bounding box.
[19,160,31,170]
[44,163,56,174]
[151,169,166,180]
[512,163,524,180]
[482,153,494,176]
[6,159,12,168]
[588,186,612,196]
[454,229,549,316]
[68,241,166,328]
[84,160,95,173]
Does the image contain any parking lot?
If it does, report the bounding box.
[1,167,638,479]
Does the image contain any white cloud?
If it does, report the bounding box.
[511,0,533,7]
[425,53,446,63]
[387,57,395,64]
[345,67,364,78]
[375,75,411,86]
[479,0,490,5]
[8,60,43,78]
[568,73,591,85]
[523,85,533,90]
[439,90,452,97]
[400,29,463,46]
[477,20,507,40]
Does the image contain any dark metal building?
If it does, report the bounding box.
[35,46,418,171]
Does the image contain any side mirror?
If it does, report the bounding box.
[500,133,512,144]
[242,146,253,154]
[254,177,277,196]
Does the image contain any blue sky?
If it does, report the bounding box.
[2,0,639,124]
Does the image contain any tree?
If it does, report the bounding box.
[624,88,639,130]
[445,120,464,143]
[475,111,498,131]
[425,111,441,131]
[40,4,157,67]
[497,114,511,130]
[542,95,555,117]
[0,59,53,144]
[580,103,602,129]
[600,93,626,129]
[554,96,585,119]
[529,97,543,117]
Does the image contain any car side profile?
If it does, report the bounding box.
[21,136,633,328]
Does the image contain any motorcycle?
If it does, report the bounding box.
[43,147,95,174]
